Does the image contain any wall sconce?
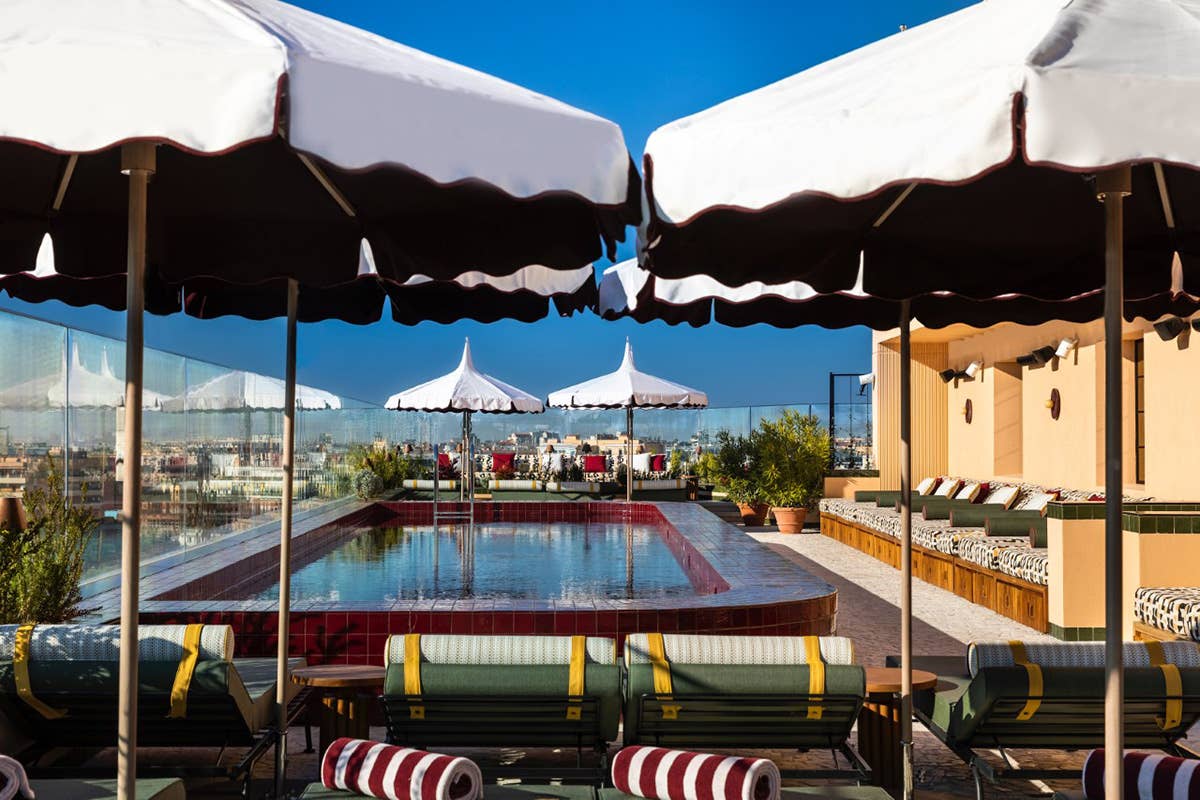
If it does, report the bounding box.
[858,372,874,396]
[939,368,958,384]
[1032,345,1057,364]
[1016,353,1038,366]
[1191,319,1200,333]
[1046,388,1062,420]
[1054,338,1078,358]
[963,360,982,379]
[1154,317,1189,342]
[963,399,973,424]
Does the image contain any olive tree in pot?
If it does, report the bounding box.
[758,410,830,533]
[713,431,767,526]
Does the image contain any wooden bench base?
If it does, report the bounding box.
[820,513,1049,632]
[1132,620,1189,642]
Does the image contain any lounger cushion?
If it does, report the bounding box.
[996,548,1048,586]
[0,624,234,662]
[624,633,855,667]
[385,634,617,666]
[1135,587,1200,641]
[967,641,1200,676]
[29,778,185,800]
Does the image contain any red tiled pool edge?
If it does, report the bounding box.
[138,501,838,665]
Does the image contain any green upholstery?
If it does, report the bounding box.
[383,663,621,744]
[948,507,1040,528]
[302,784,598,800]
[28,778,185,800]
[0,656,299,748]
[623,662,865,748]
[600,788,891,800]
[852,490,881,503]
[985,515,1046,542]
[870,491,901,507]
[918,498,974,520]
[926,666,1200,749]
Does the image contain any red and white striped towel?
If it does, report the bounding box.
[1083,750,1200,799]
[612,746,780,800]
[320,739,482,800]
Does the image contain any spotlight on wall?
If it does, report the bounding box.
[963,361,982,379]
[858,372,874,396]
[1154,317,1189,342]
[1016,353,1038,366]
[1192,319,1200,333]
[1032,345,1057,364]
[1054,338,1078,359]
[939,368,958,384]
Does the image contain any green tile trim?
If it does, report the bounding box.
[1047,502,1106,520]
[1048,623,1107,642]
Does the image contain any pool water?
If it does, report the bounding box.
[250,521,698,602]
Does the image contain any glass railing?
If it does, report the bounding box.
[0,307,873,583]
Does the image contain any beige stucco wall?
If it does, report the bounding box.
[1141,330,1200,500]
[823,475,881,500]
[1020,341,1104,490]
[946,365,994,479]
[1048,517,1106,630]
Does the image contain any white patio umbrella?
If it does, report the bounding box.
[0,341,169,411]
[639,3,1200,795]
[161,372,341,414]
[0,3,636,795]
[386,338,543,512]
[547,340,707,502]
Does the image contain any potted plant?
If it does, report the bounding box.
[757,410,830,533]
[712,431,768,525]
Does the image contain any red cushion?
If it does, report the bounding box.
[1082,749,1199,799]
[491,453,514,471]
[972,482,989,503]
[583,455,607,473]
[437,453,451,468]
[1088,493,1105,502]
[321,738,480,800]
[650,454,666,472]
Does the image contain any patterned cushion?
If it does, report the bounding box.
[996,548,1049,585]
[624,633,855,667]
[967,641,1200,676]
[954,482,982,503]
[0,624,234,662]
[1135,587,1200,641]
[981,485,1019,508]
[957,536,1030,570]
[1015,491,1058,513]
[384,634,617,666]
[933,478,962,498]
[916,477,939,496]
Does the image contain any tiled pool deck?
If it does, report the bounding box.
[131,501,838,664]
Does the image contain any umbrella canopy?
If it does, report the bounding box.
[181,240,598,326]
[598,258,1200,330]
[0,341,167,410]
[641,0,1200,300]
[547,339,707,409]
[386,339,543,414]
[161,371,340,413]
[1,0,637,289]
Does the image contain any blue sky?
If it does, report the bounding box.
[0,0,971,407]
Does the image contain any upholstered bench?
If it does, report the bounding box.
[956,535,1031,571]
[381,634,621,781]
[1135,587,1200,641]
[996,548,1049,586]
[622,633,868,781]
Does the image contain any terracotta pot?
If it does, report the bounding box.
[772,506,808,534]
[737,502,769,526]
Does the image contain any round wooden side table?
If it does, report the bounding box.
[858,667,938,790]
[291,664,386,757]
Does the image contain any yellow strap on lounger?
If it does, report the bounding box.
[804,636,826,720]
[14,624,66,720]
[566,635,585,720]
[1145,641,1183,730]
[404,634,424,719]
[1008,641,1043,721]
[647,633,679,719]
[167,624,204,719]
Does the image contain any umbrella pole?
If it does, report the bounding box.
[461,411,467,502]
[117,142,155,800]
[274,279,299,798]
[1099,167,1131,800]
[626,406,633,504]
[898,299,914,800]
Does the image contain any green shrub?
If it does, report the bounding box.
[757,410,830,509]
[352,468,385,499]
[711,431,764,506]
[667,449,684,478]
[0,457,97,624]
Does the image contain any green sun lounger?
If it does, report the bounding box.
[381,634,621,782]
[622,634,869,781]
[906,644,1200,798]
[0,624,305,797]
[29,778,185,800]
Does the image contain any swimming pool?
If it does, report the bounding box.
[243,520,698,602]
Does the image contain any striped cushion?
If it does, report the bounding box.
[320,739,481,800]
[611,746,780,800]
[968,641,1200,677]
[1135,588,1200,642]
[1082,749,1200,799]
[624,634,854,667]
[0,624,234,662]
[384,634,617,667]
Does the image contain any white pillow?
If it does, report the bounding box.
[632,453,651,472]
[955,482,982,502]
[915,477,939,496]
[934,478,962,497]
[1019,491,1058,513]
[982,485,1018,509]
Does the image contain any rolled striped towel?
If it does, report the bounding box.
[612,746,780,800]
[1083,750,1200,799]
[320,739,481,800]
[0,755,34,800]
